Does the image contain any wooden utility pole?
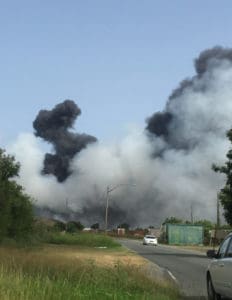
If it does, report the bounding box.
[216,194,220,228]
[190,204,193,224]
[104,183,136,233]
[105,186,110,232]
[65,198,68,232]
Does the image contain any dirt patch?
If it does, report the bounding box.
[75,252,146,266]
[40,245,169,284]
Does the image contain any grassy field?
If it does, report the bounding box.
[0,233,181,300]
[45,231,120,248]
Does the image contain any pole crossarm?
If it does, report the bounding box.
[107,183,136,194]
[105,183,136,232]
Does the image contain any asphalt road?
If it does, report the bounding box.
[118,239,211,299]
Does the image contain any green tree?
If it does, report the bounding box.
[0,149,34,240]
[0,149,20,181]
[194,219,214,244]
[162,216,183,225]
[66,221,84,233]
[8,183,34,239]
[194,219,214,228]
[53,220,66,232]
[213,129,232,225]
[91,223,99,230]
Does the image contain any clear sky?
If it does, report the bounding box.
[1,0,232,145]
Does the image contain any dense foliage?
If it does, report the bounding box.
[213,129,232,225]
[66,221,84,233]
[162,216,183,225]
[0,148,34,240]
[91,222,99,230]
[46,232,120,248]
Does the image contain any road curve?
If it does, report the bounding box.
[118,238,211,299]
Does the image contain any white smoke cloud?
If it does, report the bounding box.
[8,133,67,209]
[6,47,232,227]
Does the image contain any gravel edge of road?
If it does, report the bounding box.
[141,260,180,288]
[119,240,180,288]
[118,239,210,299]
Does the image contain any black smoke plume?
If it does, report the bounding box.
[33,100,97,182]
[12,46,232,227]
[146,46,232,150]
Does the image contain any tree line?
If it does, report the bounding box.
[213,128,232,226]
[0,149,34,241]
[1,123,232,244]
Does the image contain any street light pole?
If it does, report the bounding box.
[65,198,69,232]
[105,186,110,232]
[104,183,136,232]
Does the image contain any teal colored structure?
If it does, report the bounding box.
[166,224,203,245]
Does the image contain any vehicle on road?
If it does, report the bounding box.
[206,232,232,300]
[143,235,158,246]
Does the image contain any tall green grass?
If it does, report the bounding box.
[45,232,120,248]
[0,246,181,300]
[0,263,178,300]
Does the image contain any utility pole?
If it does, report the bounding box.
[65,198,68,232]
[190,204,193,224]
[104,183,136,233]
[213,194,221,248]
[105,186,110,232]
[216,194,220,228]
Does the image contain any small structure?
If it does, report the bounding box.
[165,224,203,245]
[117,228,126,236]
[132,229,146,238]
[83,227,92,232]
[148,228,161,238]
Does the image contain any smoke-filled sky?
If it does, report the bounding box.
[8,46,232,227]
[1,1,232,145]
[2,1,232,227]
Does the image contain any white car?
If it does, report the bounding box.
[143,235,158,246]
[206,232,232,300]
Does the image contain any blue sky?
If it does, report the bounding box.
[1,0,232,145]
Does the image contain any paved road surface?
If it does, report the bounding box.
[118,239,211,299]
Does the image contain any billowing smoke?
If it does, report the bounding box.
[33,100,97,182]
[8,46,232,227]
[146,46,232,151]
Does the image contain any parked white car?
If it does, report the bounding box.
[143,235,158,246]
[206,232,232,300]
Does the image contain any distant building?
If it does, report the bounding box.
[148,228,161,238]
[83,227,92,232]
[117,228,126,236]
[132,229,146,238]
[164,224,203,245]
